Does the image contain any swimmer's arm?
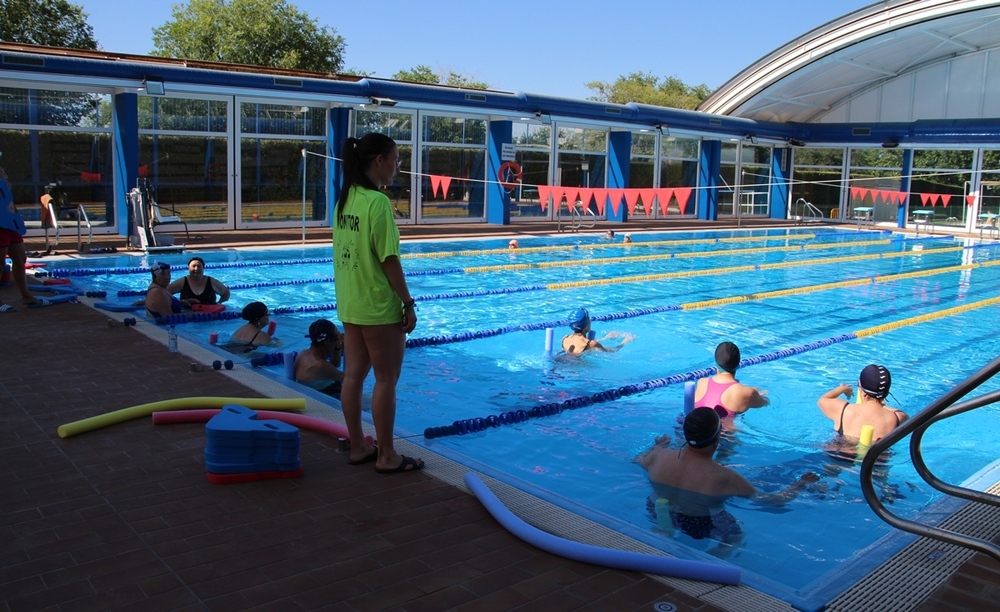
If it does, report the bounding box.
[750,473,819,506]
[211,278,231,303]
[636,435,671,468]
[746,387,769,408]
[818,384,853,420]
[166,278,184,295]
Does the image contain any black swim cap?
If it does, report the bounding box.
[859,364,891,400]
[307,319,338,344]
[684,407,722,448]
[715,341,741,374]
[241,301,268,322]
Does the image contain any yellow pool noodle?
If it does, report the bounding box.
[57,396,306,438]
[858,424,875,447]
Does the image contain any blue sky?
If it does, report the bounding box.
[79,0,875,99]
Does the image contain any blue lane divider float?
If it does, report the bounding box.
[424,334,856,439]
[464,472,741,584]
[116,277,335,298]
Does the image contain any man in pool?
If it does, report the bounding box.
[561,307,634,354]
[693,341,769,417]
[639,408,818,543]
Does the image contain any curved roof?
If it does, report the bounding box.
[699,0,1000,124]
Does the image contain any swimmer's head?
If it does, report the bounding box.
[605,230,615,239]
[150,262,171,279]
[508,239,519,249]
[623,233,632,243]
[684,407,722,449]
[307,319,340,345]
[568,308,591,333]
[715,341,741,374]
[241,301,269,323]
[859,364,891,401]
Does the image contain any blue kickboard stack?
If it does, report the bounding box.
[204,405,301,474]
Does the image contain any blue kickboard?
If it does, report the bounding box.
[205,405,300,441]
[205,447,300,464]
[95,301,143,312]
[204,405,301,475]
[204,459,302,474]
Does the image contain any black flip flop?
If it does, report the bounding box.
[374,455,424,475]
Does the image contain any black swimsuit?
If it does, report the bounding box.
[180,277,218,305]
[836,401,904,436]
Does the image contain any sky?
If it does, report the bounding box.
[78,0,877,100]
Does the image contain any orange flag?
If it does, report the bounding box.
[623,189,642,215]
[657,188,674,216]
[608,190,624,216]
[592,188,609,215]
[537,185,551,212]
[966,194,977,207]
[674,188,693,215]
[439,176,452,199]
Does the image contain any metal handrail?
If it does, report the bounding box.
[792,198,824,223]
[860,355,1000,561]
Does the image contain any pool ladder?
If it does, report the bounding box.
[791,198,825,224]
[860,355,1000,562]
[557,200,597,233]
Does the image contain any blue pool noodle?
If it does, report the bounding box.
[684,380,696,414]
[283,351,297,380]
[463,472,741,585]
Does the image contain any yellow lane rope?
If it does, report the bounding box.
[404,232,819,259]
[853,295,1000,337]
[543,243,961,290]
[463,238,893,273]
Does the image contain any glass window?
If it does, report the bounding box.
[629,132,656,217]
[556,125,607,218]
[557,126,607,152]
[138,96,227,132]
[659,135,699,216]
[791,147,845,220]
[139,134,229,224]
[418,113,487,221]
[0,87,110,127]
[423,116,486,145]
[512,122,551,148]
[910,149,974,227]
[847,148,903,223]
[355,110,415,219]
[240,103,325,137]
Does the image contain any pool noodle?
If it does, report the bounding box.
[859,424,875,447]
[57,396,306,438]
[683,380,696,414]
[283,351,297,380]
[152,409,372,444]
[544,328,554,353]
[463,472,741,585]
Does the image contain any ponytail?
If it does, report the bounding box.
[336,133,396,219]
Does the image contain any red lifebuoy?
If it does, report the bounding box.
[497,161,522,191]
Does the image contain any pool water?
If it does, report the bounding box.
[58,228,1000,609]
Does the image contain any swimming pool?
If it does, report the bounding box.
[55,228,1000,610]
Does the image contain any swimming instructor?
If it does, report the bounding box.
[333,132,423,475]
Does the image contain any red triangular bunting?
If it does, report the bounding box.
[609,190,623,216]
[591,188,609,215]
[657,188,674,216]
[439,176,452,199]
[920,192,933,207]
[939,194,952,207]
[537,185,551,211]
[897,192,908,205]
[429,175,442,198]
[966,194,977,207]
[563,187,580,208]
[578,188,594,210]
[851,187,861,200]
[639,189,657,215]
[674,188,693,215]
[138,164,149,178]
[623,189,642,215]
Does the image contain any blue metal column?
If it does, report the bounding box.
[487,120,512,225]
[770,147,790,220]
[112,93,138,236]
[328,107,351,228]
[607,131,630,222]
[898,149,913,228]
[699,140,720,221]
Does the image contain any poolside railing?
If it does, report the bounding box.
[860,355,1000,562]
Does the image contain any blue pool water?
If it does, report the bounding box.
[56,228,1000,610]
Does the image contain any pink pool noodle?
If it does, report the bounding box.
[152,409,372,444]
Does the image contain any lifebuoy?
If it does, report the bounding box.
[497,161,522,190]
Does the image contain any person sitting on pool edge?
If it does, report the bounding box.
[167,256,231,308]
[693,341,769,417]
[144,262,182,318]
[294,319,345,397]
[817,364,908,443]
[223,301,276,353]
[561,307,634,354]
[638,407,818,543]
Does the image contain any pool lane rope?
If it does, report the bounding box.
[424,294,1000,439]
[463,472,741,584]
[50,234,894,279]
[148,242,971,326]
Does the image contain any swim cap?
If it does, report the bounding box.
[150,262,171,278]
[715,341,741,374]
[241,301,269,322]
[684,407,722,448]
[307,319,338,344]
[859,364,891,400]
[568,308,591,333]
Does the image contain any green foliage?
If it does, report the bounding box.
[0,0,97,49]
[151,0,345,72]
[585,71,712,110]
[392,64,489,90]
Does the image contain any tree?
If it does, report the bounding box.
[392,64,489,90]
[585,72,712,110]
[151,0,345,73]
[0,0,97,49]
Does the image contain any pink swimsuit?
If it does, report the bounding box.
[697,378,737,417]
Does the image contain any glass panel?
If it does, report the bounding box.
[742,144,771,165]
[661,136,699,159]
[557,126,607,152]
[240,139,327,223]
[718,163,737,216]
[660,159,699,215]
[419,145,486,219]
[0,87,110,127]
[631,133,656,156]
[511,122,551,148]
[849,148,903,168]
[629,157,655,217]
[385,144,412,219]
[791,168,842,219]
[240,103,325,137]
[909,149,974,228]
[510,150,550,218]
[0,129,113,227]
[422,116,486,145]
[556,152,605,217]
[794,147,844,167]
[138,97,227,132]
[355,110,413,142]
[912,149,974,170]
[983,150,1000,171]
[139,134,229,224]
[741,160,771,216]
[848,148,903,224]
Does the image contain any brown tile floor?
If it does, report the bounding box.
[3,221,998,611]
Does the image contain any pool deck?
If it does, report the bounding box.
[3,220,999,611]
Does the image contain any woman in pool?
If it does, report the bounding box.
[560,307,634,354]
[817,364,908,443]
[144,262,182,318]
[693,341,769,417]
[294,319,344,397]
[333,132,423,474]
[224,301,274,353]
[167,256,230,307]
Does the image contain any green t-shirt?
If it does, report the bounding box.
[333,185,402,325]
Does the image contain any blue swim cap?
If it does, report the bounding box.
[568,308,591,332]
